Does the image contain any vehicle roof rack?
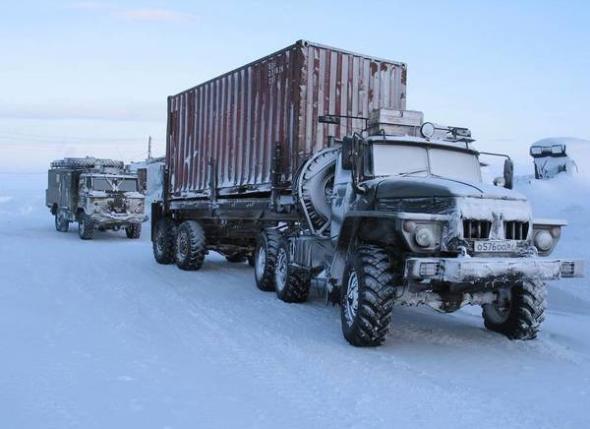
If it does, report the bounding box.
[50,157,125,170]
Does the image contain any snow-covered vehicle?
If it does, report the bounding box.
[530,139,577,179]
[150,42,583,346]
[152,109,583,346]
[263,111,584,345]
[46,157,147,240]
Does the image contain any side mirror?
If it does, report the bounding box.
[503,158,514,189]
[341,137,353,170]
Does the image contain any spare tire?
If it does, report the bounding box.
[295,147,339,235]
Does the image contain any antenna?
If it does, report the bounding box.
[147,136,152,161]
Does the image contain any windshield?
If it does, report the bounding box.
[91,177,138,192]
[371,142,482,182]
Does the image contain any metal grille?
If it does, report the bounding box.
[463,219,492,239]
[110,194,126,213]
[504,221,529,240]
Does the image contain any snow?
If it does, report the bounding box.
[454,195,531,222]
[1,170,589,428]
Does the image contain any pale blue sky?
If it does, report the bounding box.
[1,0,588,170]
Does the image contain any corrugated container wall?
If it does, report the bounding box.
[166,40,407,197]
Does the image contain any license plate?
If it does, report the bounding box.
[473,240,517,253]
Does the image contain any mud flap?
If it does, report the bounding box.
[151,202,165,242]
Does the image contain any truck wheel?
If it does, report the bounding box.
[175,220,206,270]
[125,223,142,239]
[54,210,69,232]
[78,215,95,240]
[482,280,546,340]
[254,229,281,291]
[341,245,395,347]
[153,218,176,264]
[226,253,247,263]
[274,239,310,303]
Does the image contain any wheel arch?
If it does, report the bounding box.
[76,207,85,218]
[330,214,403,286]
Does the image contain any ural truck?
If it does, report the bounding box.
[46,157,146,240]
[151,41,583,346]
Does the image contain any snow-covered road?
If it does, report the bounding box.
[1,172,589,428]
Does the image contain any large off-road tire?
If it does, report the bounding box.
[175,220,206,271]
[254,229,281,291]
[125,223,142,239]
[341,245,395,347]
[274,239,310,303]
[153,218,176,264]
[225,253,247,263]
[54,209,69,232]
[482,279,546,340]
[78,215,95,240]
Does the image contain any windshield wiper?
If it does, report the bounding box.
[398,169,429,177]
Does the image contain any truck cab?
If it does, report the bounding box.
[255,110,584,346]
[76,172,146,238]
[333,134,532,257]
[530,140,577,179]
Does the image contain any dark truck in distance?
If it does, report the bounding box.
[151,41,583,346]
[530,140,577,179]
[46,157,146,240]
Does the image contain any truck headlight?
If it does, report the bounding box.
[551,144,565,155]
[419,261,441,277]
[400,218,443,252]
[415,226,434,248]
[533,230,553,251]
[532,219,565,256]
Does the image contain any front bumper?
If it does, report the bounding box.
[405,256,584,284]
[88,211,148,225]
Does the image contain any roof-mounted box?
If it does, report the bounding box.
[367,109,424,137]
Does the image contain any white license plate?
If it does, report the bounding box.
[473,240,517,253]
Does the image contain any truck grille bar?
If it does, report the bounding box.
[504,221,529,240]
[463,219,491,239]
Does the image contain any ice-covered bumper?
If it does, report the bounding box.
[89,211,148,224]
[406,257,584,284]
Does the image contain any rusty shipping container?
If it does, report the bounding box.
[166,40,407,198]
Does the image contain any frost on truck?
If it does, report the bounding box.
[150,41,583,347]
[46,157,147,240]
[530,140,577,179]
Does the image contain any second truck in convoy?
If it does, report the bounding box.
[46,157,146,240]
[151,40,583,346]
